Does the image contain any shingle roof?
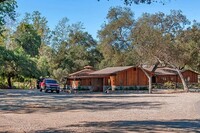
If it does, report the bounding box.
[144,66,181,75]
[90,66,134,75]
[69,69,95,77]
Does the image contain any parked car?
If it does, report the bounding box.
[40,78,60,93]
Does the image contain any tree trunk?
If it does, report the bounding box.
[148,77,152,94]
[140,67,152,94]
[7,76,12,89]
[151,61,160,73]
[175,68,189,92]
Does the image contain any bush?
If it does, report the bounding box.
[188,83,200,89]
[137,86,148,90]
[0,83,9,89]
[78,86,90,91]
[129,86,138,90]
[77,86,81,90]
[163,81,176,89]
[115,87,122,91]
[198,83,200,88]
[152,84,162,89]
[128,86,135,90]
[116,86,149,90]
[119,86,124,90]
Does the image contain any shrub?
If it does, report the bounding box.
[78,86,90,91]
[152,84,162,89]
[188,83,200,89]
[0,83,8,89]
[163,81,176,89]
[114,86,123,91]
[129,86,135,90]
[77,86,81,90]
[137,86,148,90]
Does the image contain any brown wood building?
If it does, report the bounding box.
[144,67,198,84]
[66,66,95,90]
[66,66,199,92]
[67,66,149,92]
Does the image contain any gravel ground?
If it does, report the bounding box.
[0,89,200,133]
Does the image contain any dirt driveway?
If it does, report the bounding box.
[0,89,200,133]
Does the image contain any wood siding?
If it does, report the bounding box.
[110,67,148,87]
[137,68,148,85]
[80,78,91,86]
[178,70,198,83]
[67,68,198,91]
[156,70,198,84]
[156,75,177,83]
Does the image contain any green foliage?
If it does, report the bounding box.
[15,51,39,79]
[64,45,92,72]
[0,46,39,88]
[14,23,41,57]
[98,7,135,68]
[131,10,190,66]
[0,82,8,89]
[22,11,51,45]
[51,17,70,51]
[137,86,148,90]
[18,11,52,78]
[115,86,148,90]
[51,19,101,75]
[13,78,35,89]
[188,83,200,89]
[77,86,90,91]
[118,86,124,90]
[127,86,135,90]
[177,24,200,73]
[152,84,162,89]
[163,81,176,89]
[98,0,169,5]
[0,0,17,34]
[52,68,68,83]
[126,86,148,90]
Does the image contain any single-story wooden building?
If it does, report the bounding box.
[66,66,95,90]
[144,67,198,84]
[67,66,149,92]
[66,66,199,92]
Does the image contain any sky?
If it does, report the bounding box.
[16,0,200,39]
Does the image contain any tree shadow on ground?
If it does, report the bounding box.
[0,128,75,133]
[0,89,171,114]
[52,94,175,99]
[0,99,164,114]
[64,119,200,133]
[33,128,74,133]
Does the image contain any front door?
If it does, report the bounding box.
[92,78,103,92]
[152,76,156,83]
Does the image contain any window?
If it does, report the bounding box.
[187,77,190,81]
[162,77,167,81]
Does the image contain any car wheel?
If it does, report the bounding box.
[40,89,42,92]
[51,90,53,93]
[56,90,60,93]
[45,89,48,93]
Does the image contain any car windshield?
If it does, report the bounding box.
[45,80,57,84]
